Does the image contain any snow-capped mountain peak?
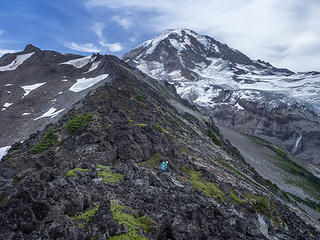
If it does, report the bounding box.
[123,29,320,168]
[124,29,319,113]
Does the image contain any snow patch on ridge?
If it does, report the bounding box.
[292,135,302,154]
[21,82,46,97]
[0,52,34,72]
[69,74,109,92]
[0,146,11,161]
[3,102,13,108]
[83,61,101,73]
[34,107,65,120]
[60,56,96,69]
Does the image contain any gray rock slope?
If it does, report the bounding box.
[0,45,124,148]
[123,29,320,171]
[1,56,319,239]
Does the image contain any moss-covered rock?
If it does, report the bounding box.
[72,205,99,228]
[97,165,124,183]
[109,204,153,240]
[183,168,225,201]
[66,168,88,177]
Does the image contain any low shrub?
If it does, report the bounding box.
[29,129,56,154]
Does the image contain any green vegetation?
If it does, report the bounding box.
[109,204,153,240]
[136,95,146,103]
[29,129,56,154]
[179,166,187,173]
[135,216,154,234]
[183,168,225,201]
[229,191,273,216]
[65,165,124,182]
[215,158,259,187]
[207,130,222,146]
[140,153,161,169]
[135,123,147,128]
[264,179,280,192]
[12,176,23,186]
[127,116,134,125]
[245,194,271,216]
[0,195,7,206]
[246,134,320,199]
[285,192,320,213]
[152,123,164,133]
[65,113,93,134]
[97,165,124,183]
[66,168,88,177]
[229,191,248,204]
[72,205,99,228]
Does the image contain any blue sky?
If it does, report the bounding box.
[0,0,319,71]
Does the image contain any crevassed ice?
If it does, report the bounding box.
[69,74,109,92]
[0,52,34,72]
[137,56,320,113]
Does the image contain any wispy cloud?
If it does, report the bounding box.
[99,41,122,52]
[85,0,320,71]
[0,30,3,35]
[64,42,101,52]
[91,21,123,52]
[92,22,105,39]
[111,16,131,29]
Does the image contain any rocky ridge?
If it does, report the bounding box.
[0,55,319,239]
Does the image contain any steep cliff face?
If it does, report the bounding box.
[123,29,320,169]
[0,57,319,239]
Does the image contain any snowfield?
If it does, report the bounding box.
[0,52,34,72]
[69,74,109,92]
[0,146,11,161]
[34,107,65,120]
[21,82,46,97]
[60,56,96,68]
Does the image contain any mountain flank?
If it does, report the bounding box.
[1,54,319,239]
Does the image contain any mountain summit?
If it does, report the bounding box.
[123,29,320,174]
[124,28,293,82]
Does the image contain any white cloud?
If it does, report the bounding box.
[91,21,123,52]
[0,49,17,57]
[85,0,320,71]
[111,16,131,29]
[92,22,105,39]
[64,42,101,52]
[99,41,122,52]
